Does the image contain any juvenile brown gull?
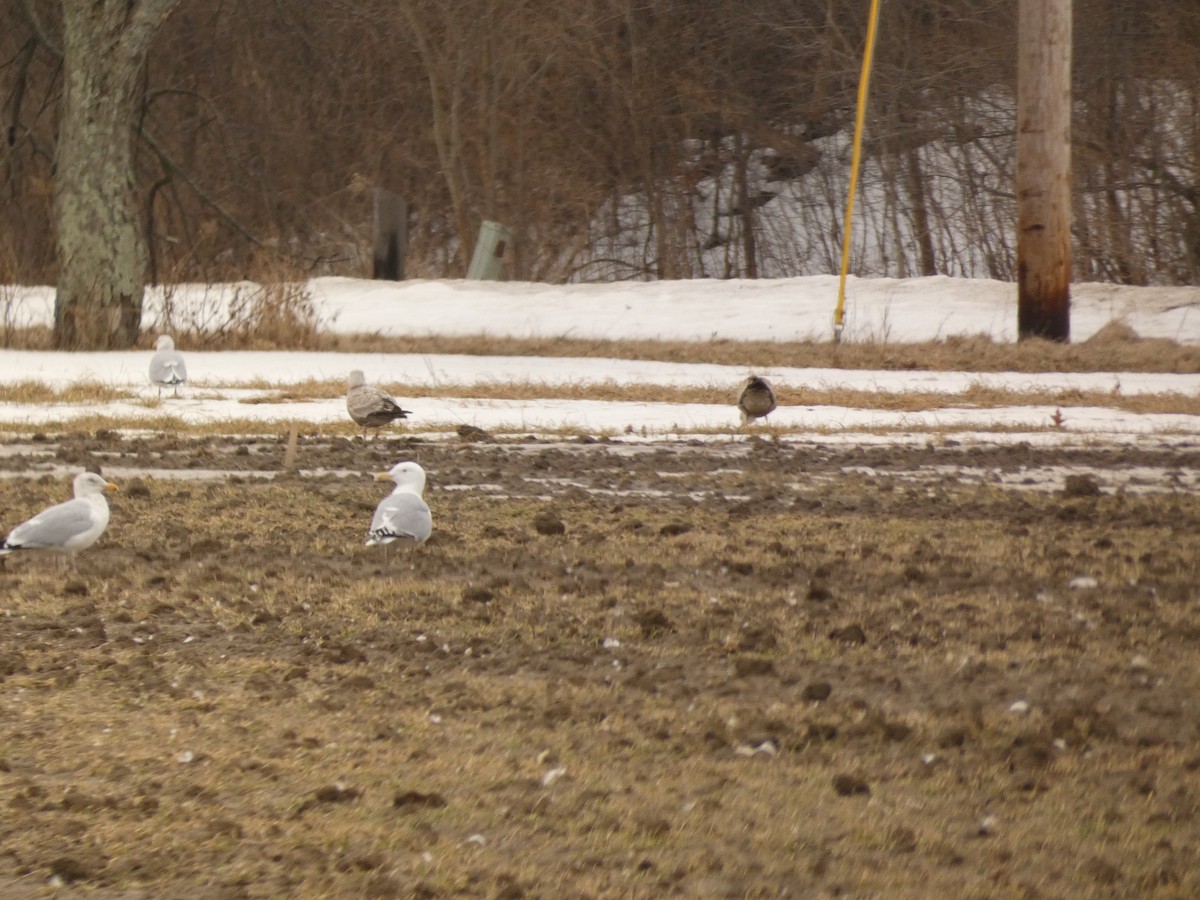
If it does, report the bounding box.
[737,375,777,425]
[346,369,412,440]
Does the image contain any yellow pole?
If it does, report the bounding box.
[834,0,882,343]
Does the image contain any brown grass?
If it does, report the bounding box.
[0,381,134,404]
[156,280,326,350]
[295,329,1200,374]
[1,322,1197,373]
[0,445,1197,896]
[0,374,1195,422]
[229,378,1200,416]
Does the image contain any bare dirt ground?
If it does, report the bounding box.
[1,431,1199,898]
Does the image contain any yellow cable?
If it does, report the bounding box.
[834,0,882,342]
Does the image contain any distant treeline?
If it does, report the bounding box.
[2,0,1197,285]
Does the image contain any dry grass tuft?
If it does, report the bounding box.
[0,381,134,404]
[154,279,326,350]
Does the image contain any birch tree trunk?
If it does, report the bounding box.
[1016,0,1072,342]
[53,0,181,349]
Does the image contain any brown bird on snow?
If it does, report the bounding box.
[346,370,412,440]
[737,375,777,425]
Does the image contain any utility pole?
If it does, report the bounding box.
[1016,0,1072,342]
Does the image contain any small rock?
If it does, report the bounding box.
[49,855,99,884]
[806,582,832,602]
[1069,575,1099,590]
[0,651,28,678]
[888,826,918,852]
[977,814,998,836]
[829,624,867,645]
[533,512,565,536]
[733,656,776,678]
[393,790,448,810]
[1008,700,1030,714]
[462,586,494,604]
[1062,474,1102,497]
[733,741,779,758]
[124,477,152,499]
[938,726,969,748]
[659,521,692,537]
[832,773,870,797]
[324,642,367,665]
[1084,856,1122,885]
[314,783,360,804]
[456,424,493,443]
[801,681,832,702]
[634,608,672,636]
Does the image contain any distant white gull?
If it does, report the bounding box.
[346,369,412,440]
[149,335,187,398]
[737,375,777,424]
[366,461,432,561]
[0,472,118,559]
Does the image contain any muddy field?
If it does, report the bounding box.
[1,432,1199,898]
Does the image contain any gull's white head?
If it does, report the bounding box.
[375,461,426,494]
[348,370,367,389]
[154,335,175,351]
[73,471,118,499]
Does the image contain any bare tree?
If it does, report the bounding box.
[2,0,1197,295]
[51,0,182,348]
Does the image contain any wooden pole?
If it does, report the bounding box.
[1016,0,1072,342]
[372,188,407,280]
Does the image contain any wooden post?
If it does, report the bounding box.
[282,423,299,471]
[1016,0,1072,342]
[372,188,407,280]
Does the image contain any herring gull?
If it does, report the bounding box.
[0,472,118,559]
[737,375,777,425]
[149,335,187,398]
[346,370,412,440]
[366,461,432,560]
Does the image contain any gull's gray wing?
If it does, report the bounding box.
[3,499,97,551]
[366,493,432,546]
[149,350,187,386]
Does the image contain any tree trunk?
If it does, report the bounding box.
[1016,0,1072,342]
[904,149,938,277]
[53,0,181,350]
